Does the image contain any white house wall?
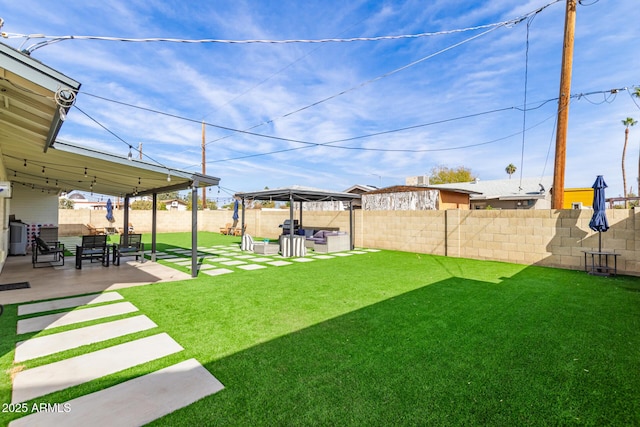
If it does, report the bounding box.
[0,147,8,269]
[11,184,59,243]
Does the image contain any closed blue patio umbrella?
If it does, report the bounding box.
[232,199,239,221]
[588,175,609,252]
[106,198,115,223]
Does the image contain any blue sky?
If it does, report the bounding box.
[1,0,638,202]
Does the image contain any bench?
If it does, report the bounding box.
[113,233,145,266]
[76,235,109,269]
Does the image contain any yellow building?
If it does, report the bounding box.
[564,188,593,209]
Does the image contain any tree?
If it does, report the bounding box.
[505,163,517,179]
[428,165,475,184]
[58,198,74,209]
[621,117,637,208]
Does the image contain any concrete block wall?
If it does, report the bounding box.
[58,207,640,275]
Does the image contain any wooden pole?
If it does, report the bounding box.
[201,121,206,210]
[552,0,577,209]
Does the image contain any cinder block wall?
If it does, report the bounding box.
[59,207,640,275]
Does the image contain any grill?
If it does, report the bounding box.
[278,219,300,235]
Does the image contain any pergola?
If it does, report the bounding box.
[234,185,361,256]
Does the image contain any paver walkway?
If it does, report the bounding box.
[154,244,379,277]
[15,315,157,362]
[17,302,138,334]
[10,359,224,427]
[9,292,224,425]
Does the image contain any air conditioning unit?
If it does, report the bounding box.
[9,222,27,255]
[0,182,11,198]
[416,175,429,186]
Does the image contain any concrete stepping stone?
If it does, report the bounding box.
[237,264,267,271]
[332,252,353,257]
[266,261,292,267]
[251,257,273,262]
[219,260,246,266]
[202,268,234,276]
[311,255,335,260]
[17,302,139,335]
[9,358,224,427]
[350,251,367,254]
[234,255,258,260]
[165,257,189,263]
[12,333,183,403]
[18,293,124,316]
[363,248,381,252]
[291,258,315,263]
[15,315,157,362]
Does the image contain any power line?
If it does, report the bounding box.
[5,4,562,53]
[72,104,170,170]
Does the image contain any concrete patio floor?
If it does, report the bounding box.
[0,254,192,305]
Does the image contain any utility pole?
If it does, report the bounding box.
[201,121,206,210]
[552,0,577,209]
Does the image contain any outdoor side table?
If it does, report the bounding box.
[253,243,279,255]
[583,250,620,276]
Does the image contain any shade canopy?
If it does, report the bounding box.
[235,185,361,203]
[235,185,361,256]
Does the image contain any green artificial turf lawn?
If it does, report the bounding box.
[1,232,639,426]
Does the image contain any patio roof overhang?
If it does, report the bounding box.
[5,139,220,197]
[0,43,80,152]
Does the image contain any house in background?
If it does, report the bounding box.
[362,185,478,210]
[428,176,554,210]
[344,184,377,209]
[563,188,593,209]
[160,199,188,211]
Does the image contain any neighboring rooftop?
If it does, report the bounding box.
[428,176,553,201]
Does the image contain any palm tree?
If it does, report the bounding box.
[621,117,637,208]
[505,163,517,179]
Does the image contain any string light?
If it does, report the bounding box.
[42,166,45,174]
[84,167,87,177]
[23,159,26,167]
[127,146,133,161]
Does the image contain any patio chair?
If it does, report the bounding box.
[75,235,109,269]
[113,233,145,266]
[32,237,65,268]
[219,223,232,235]
[86,224,105,235]
[233,223,247,236]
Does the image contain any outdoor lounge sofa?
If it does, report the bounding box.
[306,230,350,253]
[75,235,109,269]
[113,233,145,266]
